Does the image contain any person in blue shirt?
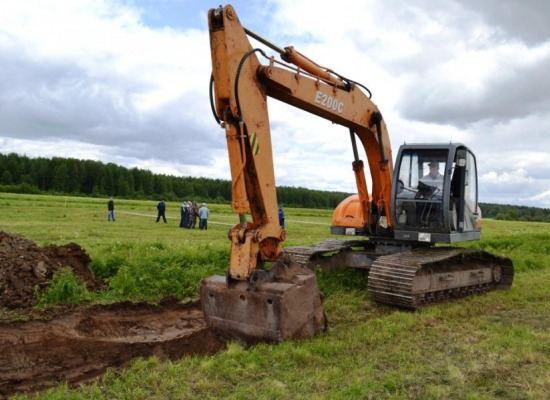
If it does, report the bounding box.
[278,205,285,229]
[156,199,167,223]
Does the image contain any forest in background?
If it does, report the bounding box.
[1,152,549,222]
[0,153,347,209]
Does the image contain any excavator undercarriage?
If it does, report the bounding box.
[201,239,513,343]
[284,239,514,309]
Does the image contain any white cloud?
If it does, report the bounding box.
[0,0,549,208]
[262,0,550,206]
[0,0,216,165]
[526,189,550,206]
[481,169,533,185]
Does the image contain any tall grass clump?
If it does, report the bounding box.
[316,267,369,297]
[90,254,128,279]
[37,268,94,307]
[467,230,550,272]
[107,246,229,301]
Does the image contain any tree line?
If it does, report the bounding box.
[0,153,348,209]
[1,152,549,221]
[479,202,550,222]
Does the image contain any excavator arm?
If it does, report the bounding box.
[209,6,282,281]
[209,4,393,282]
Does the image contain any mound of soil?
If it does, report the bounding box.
[43,242,103,291]
[0,299,223,398]
[0,231,104,308]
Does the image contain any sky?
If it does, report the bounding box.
[0,0,549,208]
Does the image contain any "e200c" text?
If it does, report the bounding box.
[314,91,344,113]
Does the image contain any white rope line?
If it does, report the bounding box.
[286,220,330,226]
[117,211,234,226]
[212,214,329,226]
[117,211,330,226]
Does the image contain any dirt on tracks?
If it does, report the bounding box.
[0,299,223,398]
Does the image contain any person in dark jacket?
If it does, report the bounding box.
[180,201,190,228]
[107,197,115,222]
[180,201,188,228]
[156,199,167,223]
[189,201,198,229]
[278,205,285,229]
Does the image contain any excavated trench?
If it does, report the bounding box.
[0,232,224,397]
[0,300,223,398]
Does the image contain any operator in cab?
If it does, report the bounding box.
[423,160,443,180]
[414,159,445,228]
[420,160,444,193]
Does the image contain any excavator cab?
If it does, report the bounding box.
[392,143,481,243]
[331,143,481,244]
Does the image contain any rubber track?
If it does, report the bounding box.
[367,247,514,309]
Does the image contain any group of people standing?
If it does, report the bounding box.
[179,201,197,228]
[107,197,288,233]
[108,197,209,229]
[155,199,209,230]
[107,197,210,230]
[108,197,283,232]
[179,201,209,230]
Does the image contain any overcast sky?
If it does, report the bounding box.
[1,0,549,208]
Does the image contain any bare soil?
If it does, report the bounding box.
[0,231,104,308]
[0,299,223,398]
[0,232,224,398]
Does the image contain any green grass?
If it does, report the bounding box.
[36,268,95,307]
[1,192,549,399]
[466,219,550,272]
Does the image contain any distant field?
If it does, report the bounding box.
[1,192,549,399]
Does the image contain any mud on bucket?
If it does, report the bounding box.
[200,266,327,344]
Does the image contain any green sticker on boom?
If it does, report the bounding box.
[250,132,260,156]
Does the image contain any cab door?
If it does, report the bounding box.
[450,148,479,233]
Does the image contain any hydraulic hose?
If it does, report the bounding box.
[234,48,267,121]
[209,74,222,125]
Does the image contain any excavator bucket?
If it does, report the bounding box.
[200,264,327,343]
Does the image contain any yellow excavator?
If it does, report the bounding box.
[200,5,514,343]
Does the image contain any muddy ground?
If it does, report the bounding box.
[0,299,223,398]
[0,232,224,398]
[0,231,104,308]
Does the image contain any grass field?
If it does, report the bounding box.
[1,192,549,399]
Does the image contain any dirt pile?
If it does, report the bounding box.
[43,242,104,290]
[0,231,103,308]
[0,232,225,398]
[0,299,223,398]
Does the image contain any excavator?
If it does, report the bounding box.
[200,4,514,343]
